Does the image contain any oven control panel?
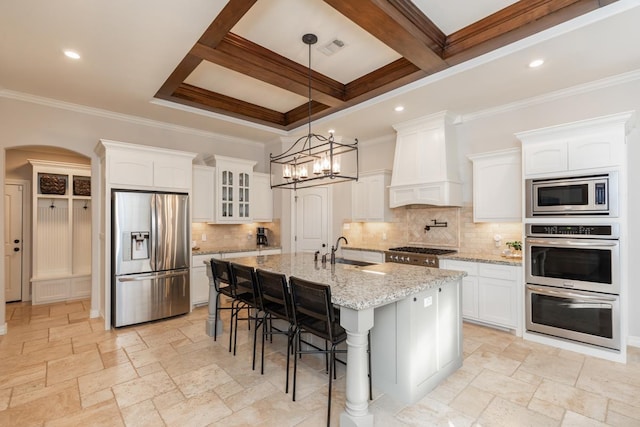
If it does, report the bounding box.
[526,223,619,238]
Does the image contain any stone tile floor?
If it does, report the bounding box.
[1,299,639,426]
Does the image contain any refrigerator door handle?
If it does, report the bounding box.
[118,270,189,282]
[150,193,157,272]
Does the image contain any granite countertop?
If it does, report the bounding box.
[342,245,522,266]
[214,252,465,311]
[193,246,282,256]
[439,252,523,266]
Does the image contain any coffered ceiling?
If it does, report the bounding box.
[1,0,638,144]
[155,0,619,131]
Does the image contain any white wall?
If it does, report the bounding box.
[344,77,640,343]
[0,96,268,332]
[2,76,639,343]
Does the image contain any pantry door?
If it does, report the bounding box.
[4,183,23,302]
[293,187,330,254]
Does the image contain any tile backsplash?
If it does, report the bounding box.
[343,206,522,256]
[192,220,281,251]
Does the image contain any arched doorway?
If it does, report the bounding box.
[3,145,93,332]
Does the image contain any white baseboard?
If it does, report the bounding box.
[0,323,7,335]
[627,336,640,348]
[90,309,101,319]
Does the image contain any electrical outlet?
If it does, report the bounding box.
[382,231,387,241]
[201,233,207,241]
[247,232,252,240]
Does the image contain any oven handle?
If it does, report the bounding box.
[526,238,618,247]
[528,285,618,302]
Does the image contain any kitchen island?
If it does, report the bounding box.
[205,253,465,427]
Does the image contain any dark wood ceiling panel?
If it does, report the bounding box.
[191,34,345,107]
[172,83,287,127]
[444,0,595,59]
[154,0,619,130]
[323,0,447,72]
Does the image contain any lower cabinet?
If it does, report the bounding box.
[340,248,384,264]
[440,259,522,335]
[192,249,283,306]
[191,254,219,306]
[371,279,462,404]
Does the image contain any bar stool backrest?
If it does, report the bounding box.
[256,269,292,321]
[210,258,233,296]
[289,276,337,343]
[230,263,260,309]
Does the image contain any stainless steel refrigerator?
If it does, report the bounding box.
[112,190,190,327]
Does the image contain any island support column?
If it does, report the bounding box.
[205,263,223,337]
[339,306,374,427]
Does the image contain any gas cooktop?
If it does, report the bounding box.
[388,246,457,255]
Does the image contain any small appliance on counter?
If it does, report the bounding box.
[256,227,269,246]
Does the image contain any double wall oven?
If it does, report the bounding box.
[525,223,621,350]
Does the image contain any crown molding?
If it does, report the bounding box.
[460,68,640,123]
[0,89,264,148]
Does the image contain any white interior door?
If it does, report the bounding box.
[294,187,329,253]
[4,183,23,302]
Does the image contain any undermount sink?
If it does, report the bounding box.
[334,258,375,267]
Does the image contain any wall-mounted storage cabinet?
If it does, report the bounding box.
[29,160,92,305]
[352,170,392,222]
[517,111,634,178]
[192,165,215,223]
[252,172,273,222]
[98,139,193,191]
[214,155,257,224]
[468,148,521,222]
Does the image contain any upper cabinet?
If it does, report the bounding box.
[352,170,393,222]
[96,139,195,191]
[468,148,521,223]
[214,155,257,224]
[517,112,635,178]
[252,172,273,222]
[192,165,215,223]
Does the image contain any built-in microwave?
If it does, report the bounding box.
[526,172,618,217]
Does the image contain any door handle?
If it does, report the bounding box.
[14,247,20,252]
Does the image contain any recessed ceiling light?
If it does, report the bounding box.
[394,105,404,112]
[529,59,544,68]
[63,50,81,60]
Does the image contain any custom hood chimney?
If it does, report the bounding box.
[389,111,462,207]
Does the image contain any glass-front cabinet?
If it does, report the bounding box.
[214,155,256,223]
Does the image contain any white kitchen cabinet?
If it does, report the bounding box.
[441,259,522,335]
[252,172,273,222]
[517,111,633,178]
[352,170,392,222]
[214,155,257,224]
[29,160,92,305]
[340,248,384,264]
[192,165,215,223]
[371,279,462,404]
[468,148,521,222]
[191,253,221,306]
[97,139,195,191]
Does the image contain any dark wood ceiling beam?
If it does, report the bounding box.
[444,0,603,60]
[284,101,331,129]
[345,58,423,100]
[172,83,287,127]
[197,0,257,48]
[323,0,447,72]
[191,34,345,107]
[155,0,256,98]
[155,54,202,97]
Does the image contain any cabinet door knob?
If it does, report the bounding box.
[14,247,20,252]
[14,239,20,244]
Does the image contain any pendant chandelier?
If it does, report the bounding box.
[270,33,358,190]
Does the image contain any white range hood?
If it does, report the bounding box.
[389,111,462,208]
